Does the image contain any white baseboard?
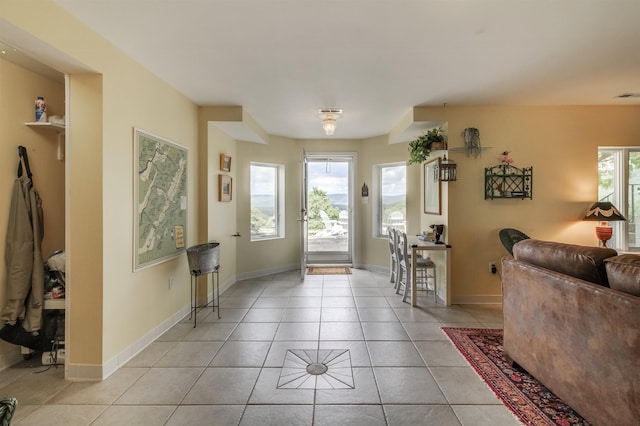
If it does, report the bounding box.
[235,264,298,281]
[358,264,388,275]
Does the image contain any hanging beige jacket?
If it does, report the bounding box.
[1,150,44,333]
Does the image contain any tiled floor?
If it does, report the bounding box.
[1,269,521,425]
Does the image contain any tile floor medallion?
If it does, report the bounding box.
[277,349,354,389]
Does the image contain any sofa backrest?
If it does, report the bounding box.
[512,239,618,286]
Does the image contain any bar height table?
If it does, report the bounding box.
[407,236,452,307]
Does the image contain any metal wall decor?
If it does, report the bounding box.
[484,164,533,199]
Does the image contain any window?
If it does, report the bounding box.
[373,162,406,237]
[250,162,285,241]
[598,148,640,251]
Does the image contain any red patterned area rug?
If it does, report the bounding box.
[442,327,590,426]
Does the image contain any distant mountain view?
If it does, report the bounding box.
[328,194,404,204]
[253,193,405,212]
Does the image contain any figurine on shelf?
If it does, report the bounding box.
[500,151,513,174]
[35,96,47,122]
[500,151,513,164]
[494,182,503,197]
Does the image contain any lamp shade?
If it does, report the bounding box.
[583,202,626,222]
[583,201,625,248]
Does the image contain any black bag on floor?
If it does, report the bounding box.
[0,320,50,352]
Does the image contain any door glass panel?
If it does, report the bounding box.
[306,159,349,256]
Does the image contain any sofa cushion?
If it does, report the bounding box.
[605,254,640,296]
[512,239,618,286]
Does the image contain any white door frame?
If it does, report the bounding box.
[303,152,355,265]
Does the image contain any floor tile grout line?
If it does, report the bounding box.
[3,271,507,425]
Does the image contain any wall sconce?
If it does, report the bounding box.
[361,183,369,204]
[583,201,626,247]
[438,155,457,181]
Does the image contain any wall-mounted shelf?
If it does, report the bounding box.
[25,121,65,161]
[44,298,65,310]
[25,121,65,131]
[485,165,533,200]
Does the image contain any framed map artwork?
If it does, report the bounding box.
[134,128,188,270]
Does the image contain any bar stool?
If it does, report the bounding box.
[416,256,437,303]
[387,227,398,287]
[395,231,438,303]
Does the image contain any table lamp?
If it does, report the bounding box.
[583,201,626,247]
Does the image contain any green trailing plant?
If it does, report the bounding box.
[407,127,445,165]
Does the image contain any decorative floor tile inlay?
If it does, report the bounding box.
[277,349,354,389]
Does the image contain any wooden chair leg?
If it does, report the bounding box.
[402,271,410,303]
[395,268,402,295]
[432,268,437,303]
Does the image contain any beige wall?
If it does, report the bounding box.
[355,135,422,269]
[2,1,199,378]
[205,119,238,288]
[66,73,104,367]
[0,59,65,360]
[415,105,640,303]
[235,136,300,276]
[232,135,419,275]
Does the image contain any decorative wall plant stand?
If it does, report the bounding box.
[484,165,533,200]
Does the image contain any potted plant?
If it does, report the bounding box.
[407,127,446,165]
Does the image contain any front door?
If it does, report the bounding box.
[303,153,354,265]
[299,150,308,280]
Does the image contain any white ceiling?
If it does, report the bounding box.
[33,1,640,140]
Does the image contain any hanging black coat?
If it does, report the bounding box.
[1,146,44,333]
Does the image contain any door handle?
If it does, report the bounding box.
[232,233,241,237]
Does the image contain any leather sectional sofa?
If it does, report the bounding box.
[501,239,640,425]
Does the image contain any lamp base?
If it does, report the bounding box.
[595,224,612,248]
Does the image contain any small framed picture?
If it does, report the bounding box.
[220,154,232,172]
[218,174,232,202]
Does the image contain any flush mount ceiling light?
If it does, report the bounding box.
[319,109,342,136]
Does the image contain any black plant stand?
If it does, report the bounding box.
[189,266,220,327]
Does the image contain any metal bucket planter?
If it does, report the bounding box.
[186,242,220,276]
